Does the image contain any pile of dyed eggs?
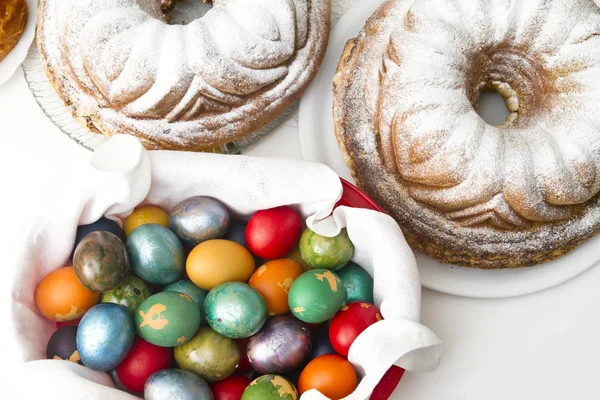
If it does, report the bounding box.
[35,197,383,400]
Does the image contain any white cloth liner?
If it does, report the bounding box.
[2,136,441,399]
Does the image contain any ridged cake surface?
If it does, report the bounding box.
[37,0,330,150]
[333,0,600,268]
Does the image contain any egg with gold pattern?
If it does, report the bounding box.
[288,269,345,324]
[135,291,201,347]
[241,374,299,400]
[46,326,82,365]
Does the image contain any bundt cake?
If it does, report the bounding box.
[37,0,330,151]
[0,0,28,62]
[333,0,600,269]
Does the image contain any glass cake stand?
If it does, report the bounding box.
[21,0,298,154]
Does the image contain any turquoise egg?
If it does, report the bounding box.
[168,196,230,247]
[145,369,212,400]
[164,279,208,322]
[205,282,266,339]
[126,224,184,285]
[336,262,374,305]
[76,303,135,371]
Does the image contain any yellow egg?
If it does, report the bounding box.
[124,205,169,237]
[186,240,255,290]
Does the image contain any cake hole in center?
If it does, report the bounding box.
[168,0,213,25]
[478,91,511,127]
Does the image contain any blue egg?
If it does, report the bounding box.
[145,369,213,400]
[71,217,125,260]
[168,196,230,247]
[76,303,135,371]
[225,219,248,247]
[126,224,185,285]
[307,324,335,361]
[164,279,208,322]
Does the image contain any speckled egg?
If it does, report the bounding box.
[46,326,82,364]
[126,224,185,285]
[204,282,266,339]
[124,205,169,237]
[174,327,240,382]
[299,228,354,271]
[35,266,101,322]
[169,196,230,247]
[336,262,374,305]
[76,303,135,371]
[144,369,213,400]
[247,315,311,375]
[71,217,125,260]
[288,269,345,324]
[135,291,201,347]
[187,240,255,291]
[73,231,130,292]
[101,275,153,315]
[164,279,208,321]
[241,375,299,400]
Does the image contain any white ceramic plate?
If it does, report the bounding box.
[0,0,38,87]
[298,0,600,299]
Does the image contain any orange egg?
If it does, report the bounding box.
[298,354,357,399]
[248,259,303,317]
[35,266,101,321]
[123,205,169,237]
[286,245,312,272]
[186,240,255,291]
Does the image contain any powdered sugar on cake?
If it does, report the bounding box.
[37,0,329,150]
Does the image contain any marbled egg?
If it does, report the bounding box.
[299,228,354,271]
[135,292,201,347]
[71,217,125,260]
[126,224,185,285]
[336,262,374,305]
[169,196,230,247]
[174,327,240,382]
[241,375,299,400]
[101,274,153,315]
[76,303,135,371]
[164,279,208,321]
[73,231,130,292]
[205,282,266,339]
[144,369,213,400]
[46,326,82,364]
[288,269,345,324]
[247,315,311,375]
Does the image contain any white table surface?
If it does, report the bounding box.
[3,61,600,400]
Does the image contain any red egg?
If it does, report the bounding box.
[56,319,80,329]
[211,375,251,400]
[329,302,382,357]
[236,337,252,372]
[246,206,303,259]
[115,337,172,393]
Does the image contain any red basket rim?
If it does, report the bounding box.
[337,178,403,400]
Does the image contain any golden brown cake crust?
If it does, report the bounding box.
[36,0,330,151]
[0,0,28,62]
[333,0,600,269]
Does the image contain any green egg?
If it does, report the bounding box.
[299,228,354,271]
[101,275,153,315]
[135,292,201,347]
[164,279,208,322]
[204,282,267,339]
[241,374,298,400]
[336,262,374,305]
[288,269,345,324]
[174,327,240,382]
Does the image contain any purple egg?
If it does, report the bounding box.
[247,315,311,375]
